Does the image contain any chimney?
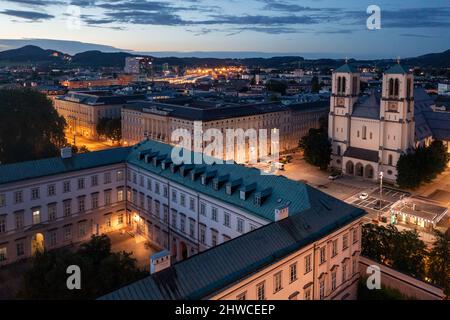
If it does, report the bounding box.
[150,250,171,274]
[274,205,289,221]
[60,147,72,159]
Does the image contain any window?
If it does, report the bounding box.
[305,254,312,273]
[236,292,246,300]
[180,193,185,206]
[91,193,99,209]
[32,208,41,224]
[140,175,144,187]
[118,213,124,225]
[172,190,177,203]
[180,214,186,233]
[16,242,24,256]
[79,222,87,237]
[104,172,111,184]
[223,212,230,228]
[49,231,57,247]
[31,187,40,200]
[211,207,218,221]
[0,216,6,233]
[147,178,152,191]
[290,263,297,283]
[48,204,57,221]
[132,173,137,184]
[304,288,311,300]
[256,282,266,300]
[163,205,169,223]
[237,218,244,233]
[171,210,177,228]
[77,178,85,190]
[342,264,347,282]
[0,247,7,262]
[388,154,393,166]
[47,185,56,197]
[320,247,326,264]
[105,190,112,205]
[319,279,325,300]
[14,191,23,204]
[200,202,206,216]
[362,126,367,140]
[352,228,358,244]
[343,234,349,250]
[189,197,195,210]
[106,216,112,228]
[63,200,72,217]
[389,78,394,96]
[117,189,124,202]
[163,186,168,198]
[199,224,206,244]
[63,181,71,193]
[211,229,218,246]
[15,211,24,229]
[117,170,124,181]
[78,196,85,213]
[189,218,195,238]
[0,194,5,207]
[91,175,98,186]
[155,183,160,195]
[274,272,283,293]
[331,271,337,291]
[64,226,72,241]
[352,258,357,275]
[332,239,338,257]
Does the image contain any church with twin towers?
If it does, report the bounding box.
[328,62,416,183]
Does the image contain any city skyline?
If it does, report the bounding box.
[0,0,450,58]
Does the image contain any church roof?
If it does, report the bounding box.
[334,64,358,73]
[351,90,380,119]
[384,64,409,74]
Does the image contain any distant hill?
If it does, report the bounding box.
[0,45,448,69]
[0,45,67,63]
[70,50,134,67]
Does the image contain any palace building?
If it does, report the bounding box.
[0,140,365,299]
[329,63,450,183]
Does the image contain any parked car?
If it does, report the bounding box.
[359,192,369,200]
[328,173,342,180]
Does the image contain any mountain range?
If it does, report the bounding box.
[0,44,449,69]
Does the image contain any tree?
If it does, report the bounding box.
[96,117,122,144]
[428,230,450,298]
[0,88,67,164]
[311,75,322,93]
[299,118,331,170]
[18,235,146,299]
[266,80,287,95]
[397,141,449,189]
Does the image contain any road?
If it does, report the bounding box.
[67,133,117,152]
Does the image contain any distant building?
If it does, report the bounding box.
[54,90,145,139]
[124,56,153,75]
[121,97,328,159]
[438,83,450,96]
[60,75,133,89]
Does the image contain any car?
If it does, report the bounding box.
[359,192,369,200]
[328,173,341,180]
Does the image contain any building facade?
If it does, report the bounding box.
[122,98,328,161]
[54,91,145,139]
[329,64,416,182]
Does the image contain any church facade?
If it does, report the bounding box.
[328,63,415,183]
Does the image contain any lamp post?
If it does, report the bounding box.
[378,171,384,220]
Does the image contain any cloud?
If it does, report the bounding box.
[0,9,54,21]
[400,33,436,39]
[4,0,66,5]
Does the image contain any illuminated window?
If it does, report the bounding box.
[32,208,41,224]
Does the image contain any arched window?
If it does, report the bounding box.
[394,79,400,97]
[342,77,346,94]
[362,126,367,140]
[337,145,341,156]
[389,78,394,96]
[337,76,342,94]
[388,154,393,166]
[406,78,411,98]
[352,76,358,95]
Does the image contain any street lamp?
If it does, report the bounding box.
[378,171,384,220]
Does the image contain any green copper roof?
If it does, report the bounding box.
[126,140,312,222]
[334,64,358,73]
[0,147,131,185]
[99,193,365,300]
[385,64,409,74]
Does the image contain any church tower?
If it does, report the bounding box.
[378,63,415,181]
[329,63,360,170]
